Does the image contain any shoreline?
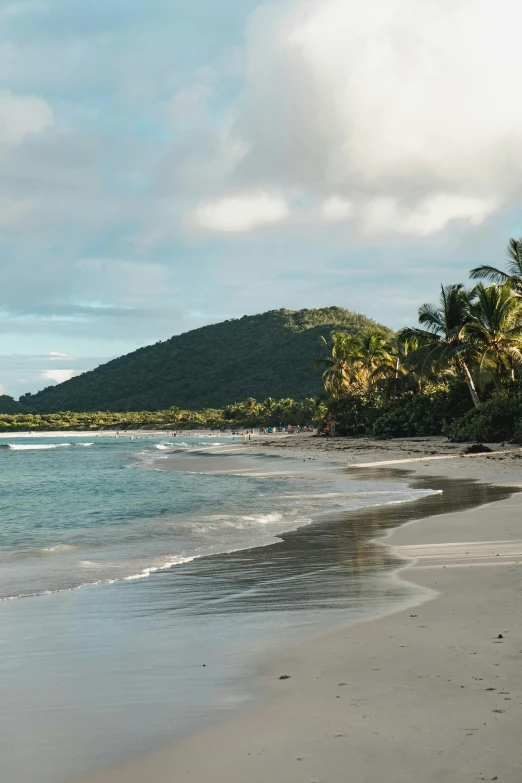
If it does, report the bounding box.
[0,429,231,438]
[70,436,522,783]
[0,430,289,439]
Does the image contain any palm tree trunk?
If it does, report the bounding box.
[459,359,480,407]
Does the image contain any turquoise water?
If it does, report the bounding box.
[0,435,322,599]
[0,434,442,783]
[0,435,432,601]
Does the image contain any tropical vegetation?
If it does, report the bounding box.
[0,397,327,432]
[6,238,522,443]
[0,395,27,414]
[314,238,522,442]
[19,307,391,413]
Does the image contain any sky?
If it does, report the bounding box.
[1,0,521,399]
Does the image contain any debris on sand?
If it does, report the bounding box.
[462,443,492,454]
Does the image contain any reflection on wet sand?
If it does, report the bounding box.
[141,472,516,617]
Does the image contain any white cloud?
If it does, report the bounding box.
[321,196,354,222]
[47,351,68,358]
[0,90,53,146]
[193,191,289,232]
[39,369,78,384]
[226,0,522,235]
[363,194,496,237]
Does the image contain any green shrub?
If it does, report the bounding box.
[373,386,471,439]
[326,390,376,435]
[447,391,522,443]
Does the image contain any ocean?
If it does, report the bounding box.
[0,435,436,602]
[0,434,498,783]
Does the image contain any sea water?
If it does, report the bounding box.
[0,435,434,602]
[0,434,464,783]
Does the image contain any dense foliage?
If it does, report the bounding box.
[316,238,522,442]
[446,391,522,443]
[372,386,473,439]
[0,395,27,414]
[19,307,391,413]
[0,397,326,432]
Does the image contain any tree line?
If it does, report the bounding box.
[3,239,522,442]
[0,397,326,432]
[315,238,522,442]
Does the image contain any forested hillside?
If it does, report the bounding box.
[0,395,27,414]
[20,307,392,412]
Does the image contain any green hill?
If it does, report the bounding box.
[0,395,28,414]
[20,307,393,413]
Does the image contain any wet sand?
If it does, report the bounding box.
[71,436,522,783]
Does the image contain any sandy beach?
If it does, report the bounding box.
[67,435,522,783]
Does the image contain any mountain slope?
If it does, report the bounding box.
[20,307,393,412]
[0,395,28,414]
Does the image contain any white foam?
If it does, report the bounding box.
[0,556,198,600]
[240,511,284,525]
[208,511,284,526]
[155,442,189,450]
[123,555,197,581]
[2,443,73,451]
[40,544,79,555]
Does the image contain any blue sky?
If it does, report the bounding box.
[1,0,521,398]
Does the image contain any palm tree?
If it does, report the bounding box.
[240,397,261,422]
[314,332,362,399]
[273,398,297,424]
[372,336,427,399]
[262,397,276,412]
[470,237,522,293]
[399,284,481,407]
[167,405,182,424]
[315,330,393,398]
[356,331,394,386]
[261,397,276,423]
[465,282,522,388]
[310,395,328,424]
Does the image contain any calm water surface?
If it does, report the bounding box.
[0,435,513,783]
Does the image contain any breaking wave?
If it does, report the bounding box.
[38,544,81,555]
[2,443,72,451]
[1,443,94,451]
[154,442,223,452]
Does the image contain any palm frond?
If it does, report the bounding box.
[506,237,522,277]
[469,265,509,283]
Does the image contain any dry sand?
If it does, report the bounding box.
[72,436,522,783]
